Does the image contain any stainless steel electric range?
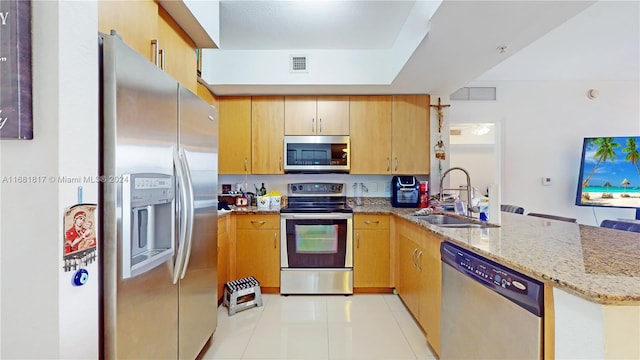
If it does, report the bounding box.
[280,182,353,295]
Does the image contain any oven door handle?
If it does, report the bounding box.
[280,213,353,220]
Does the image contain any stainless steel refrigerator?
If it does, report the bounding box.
[99,32,218,359]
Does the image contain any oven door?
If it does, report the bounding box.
[280,213,353,268]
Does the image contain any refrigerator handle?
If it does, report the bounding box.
[179,149,195,279]
[172,148,189,284]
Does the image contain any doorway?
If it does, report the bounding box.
[448,123,501,198]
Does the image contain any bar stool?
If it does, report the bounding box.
[527,213,577,223]
[223,276,263,316]
[500,204,525,214]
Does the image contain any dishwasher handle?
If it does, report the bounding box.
[441,241,544,317]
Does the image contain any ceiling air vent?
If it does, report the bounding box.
[290,55,308,73]
[450,87,497,101]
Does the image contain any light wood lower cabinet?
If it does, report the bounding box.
[235,215,280,288]
[353,215,390,288]
[396,218,442,356]
[217,215,231,300]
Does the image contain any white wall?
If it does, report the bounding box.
[449,80,639,225]
[0,1,98,358]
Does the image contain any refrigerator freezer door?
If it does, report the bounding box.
[101,34,179,359]
[177,85,218,359]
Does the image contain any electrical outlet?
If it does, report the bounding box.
[542,177,552,186]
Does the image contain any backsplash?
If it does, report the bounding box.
[219,174,430,198]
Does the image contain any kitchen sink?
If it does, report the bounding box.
[412,214,498,228]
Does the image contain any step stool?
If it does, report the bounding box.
[223,276,263,316]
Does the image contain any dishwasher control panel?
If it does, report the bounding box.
[441,241,544,317]
[458,256,529,295]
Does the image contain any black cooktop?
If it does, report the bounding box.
[280,204,353,213]
[280,194,352,213]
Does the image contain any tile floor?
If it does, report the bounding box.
[200,293,438,360]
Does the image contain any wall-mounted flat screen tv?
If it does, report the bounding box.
[576,136,640,209]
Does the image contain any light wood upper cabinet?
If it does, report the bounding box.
[391,95,430,174]
[285,96,349,135]
[252,96,285,174]
[350,96,392,174]
[157,7,197,93]
[98,0,158,62]
[219,97,252,174]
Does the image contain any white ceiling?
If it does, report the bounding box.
[219,1,416,50]
[199,0,638,96]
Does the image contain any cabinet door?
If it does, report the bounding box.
[284,96,317,135]
[252,96,284,174]
[354,229,390,287]
[217,216,230,300]
[157,7,197,93]
[236,229,280,287]
[398,235,420,315]
[219,97,251,174]
[419,232,442,356]
[391,95,430,174]
[350,96,392,174]
[98,0,158,62]
[316,96,349,135]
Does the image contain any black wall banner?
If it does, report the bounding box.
[0,0,32,140]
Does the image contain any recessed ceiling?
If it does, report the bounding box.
[220,1,416,50]
[198,1,630,96]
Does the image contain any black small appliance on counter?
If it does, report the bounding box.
[391,176,419,208]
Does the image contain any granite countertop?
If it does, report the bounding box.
[384,206,640,305]
[224,199,640,305]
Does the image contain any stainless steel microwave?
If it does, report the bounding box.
[283,135,350,173]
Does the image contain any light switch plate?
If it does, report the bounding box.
[542,177,552,186]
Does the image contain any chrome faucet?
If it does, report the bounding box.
[439,167,472,217]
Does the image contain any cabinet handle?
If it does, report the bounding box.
[159,49,165,71]
[411,248,418,268]
[319,118,322,133]
[394,157,398,171]
[311,118,315,133]
[251,220,266,225]
[356,232,360,249]
[279,157,282,172]
[363,220,379,225]
[387,158,390,172]
[244,158,248,172]
[151,40,159,67]
[417,251,423,271]
[274,233,277,248]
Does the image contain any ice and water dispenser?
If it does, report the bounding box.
[122,173,175,279]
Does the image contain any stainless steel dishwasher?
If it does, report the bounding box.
[440,242,544,359]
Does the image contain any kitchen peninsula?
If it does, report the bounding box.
[222,202,640,359]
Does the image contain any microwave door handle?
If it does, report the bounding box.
[179,149,195,279]
[172,148,188,284]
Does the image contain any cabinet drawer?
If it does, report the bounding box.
[354,215,389,229]
[236,214,280,229]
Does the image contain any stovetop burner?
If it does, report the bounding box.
[280,182,352,213]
